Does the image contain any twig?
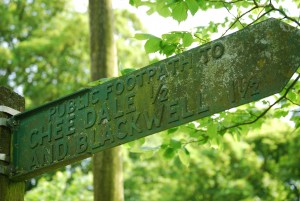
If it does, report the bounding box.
[265,2,300,26]
[253,0,258,7]
[193,34,209,43]
[182,138,208,146]
[220,75,300,132]
[222,5,259,36]
[289,126,300,136]
[246,9,274,27]
[287,181,300,201]
[223,2,245,28]
[285,97,300,106]
[222,0,300,36]
[206,0,245,4]
[256,6,265,19]
[274,8,300,26]
[298,11,300,27]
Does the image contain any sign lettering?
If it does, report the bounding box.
[9,18,300,180]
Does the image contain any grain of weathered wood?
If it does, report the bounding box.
[0,86,25,201]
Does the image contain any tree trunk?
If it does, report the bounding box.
[88,0,124,201]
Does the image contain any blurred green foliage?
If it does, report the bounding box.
[25,168,93,201]
[0,0,90,107]
[25,119,300,201]
[124,120,299,201]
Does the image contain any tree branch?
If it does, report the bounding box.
[273,8,300,27]
[287,181,300,201]
[182,138,208,147]
[223,2,245,28]
[220,75,300,132]
[246,9,274,27]
[222,5,259,36]
[207,0,246,4]
[221,0,300,36]
[285,97,300,107]
[252,0,258,7]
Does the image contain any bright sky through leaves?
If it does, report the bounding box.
[72,0,299,38]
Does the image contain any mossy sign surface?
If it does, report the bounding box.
[9,18,300,181]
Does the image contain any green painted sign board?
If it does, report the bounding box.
[8,18,300,181]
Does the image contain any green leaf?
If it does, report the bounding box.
[198,0,207,10]
[264,5,273,12]
[287,90,297,102]
[178,148,190,167]
[129,0,135,6]
[262,100,270,105]
[168,127,179,134]
[185,0,199,15]
[170,139,182,149]
[198,135,209,145]
[120,68,136,75]
[129,0,143,6]
[146,7,155,15]
[134,33,158,40]
[182,33,193,47]
[130,148,144,153]
[144,38,162,53]
[162,33,181,43]
[140,150,155,160]
[274,110,289,118]
[207,123,218,138]
[128,137,145,150]
[140,146,159,151]
[157,2,171,17]
[87,77,115,86]
[164,147,176,159]
[161,43,177,56]
[172,2,188,22]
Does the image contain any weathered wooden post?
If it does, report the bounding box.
[0,86,25,201]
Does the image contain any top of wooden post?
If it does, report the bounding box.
[0,86,25,112]
[0,86,25,201]
[0,86,25,169]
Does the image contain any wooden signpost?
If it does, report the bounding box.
[2,18,300,181]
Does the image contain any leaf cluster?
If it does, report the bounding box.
[129,0,228,22]
[135,31,193,56]
[25,119,300,200]
[0,1,90,107]
[130,0,300,146]
[122,119,300,201]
